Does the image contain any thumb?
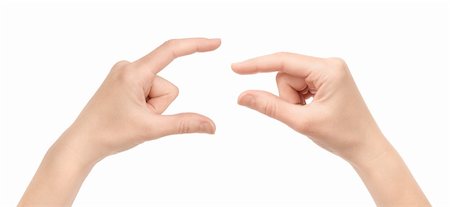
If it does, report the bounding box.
[238,90,305,129]
[153,113,216,137]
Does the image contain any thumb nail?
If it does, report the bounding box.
[238,93,255,107]
[199,121,215,134]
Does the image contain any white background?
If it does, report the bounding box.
[1,1,449,206]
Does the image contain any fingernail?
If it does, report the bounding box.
[200,122,215,134]
[231,62,244,72]
[210,38,221,43]
[231,61,243,66]
[238,93,255,107]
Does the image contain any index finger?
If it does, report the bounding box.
[231,52,325,78]
[134,38,221,74]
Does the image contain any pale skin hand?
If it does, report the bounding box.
[232,52,430,206]
[19,40,429,206]
[18,38,221,207]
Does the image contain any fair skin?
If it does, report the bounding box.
[19,38,430,206]
[232,53,430,206]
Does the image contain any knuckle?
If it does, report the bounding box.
[325,57,349,80]
[172,85,180,97]
[177,120,191,134]
[164,80,179,99]
[274,51,292,57]
[166,86,179,101]
[111,63,134,83]
[163,39,178,48]
[111,60,131,75]
[262,101,278,118]
[113,60,131,68]
[326,57,348,70]
[275,72,286,83]
[162,39,179,58]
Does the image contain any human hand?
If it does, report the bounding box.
[232,53,431,206]
[18,38,220,206]
[64,38,220,163]
[19,38,221,206]
[232,53,386,164]
[20,44,430,207]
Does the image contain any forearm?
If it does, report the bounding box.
[19,131,98,207]
[350,134,430,206]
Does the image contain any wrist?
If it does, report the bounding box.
[348,139,396,173]
[347,133,431,206]
[19,129,100,206]
[344,124,393,168]
[51,128,103,170]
